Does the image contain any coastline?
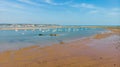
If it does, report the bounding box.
[0,28,120,67]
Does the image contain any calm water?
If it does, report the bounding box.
[0,28,107,51]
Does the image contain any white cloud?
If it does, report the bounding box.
[111,8,120,12]
[71,3,120,17]
[88,8,120,17]
[107,10,120,16]
[18,0,35,5]
[44,0,73,5]
[44,0,52,4]
[106,8,120,16]
[71,3,96,9]
[108,12,120,16]
[18,0,44,6]
[0,1,25,12]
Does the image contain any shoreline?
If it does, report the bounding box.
[0,28,120,67]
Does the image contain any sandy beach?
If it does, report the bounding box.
[0,29,120,67]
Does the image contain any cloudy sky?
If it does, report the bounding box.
[0,0,120,25]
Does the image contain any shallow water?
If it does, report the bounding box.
[0,28,107,51]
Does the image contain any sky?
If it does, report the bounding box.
[0,0,120,25]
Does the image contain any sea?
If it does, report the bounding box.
[0,28,107,52]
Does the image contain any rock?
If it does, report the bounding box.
[49,34,58,36]
[38,34,59,36]
[38,34,43,36]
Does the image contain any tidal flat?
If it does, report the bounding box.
[0,25,120,67]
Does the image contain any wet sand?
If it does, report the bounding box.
[0,29,120,67]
